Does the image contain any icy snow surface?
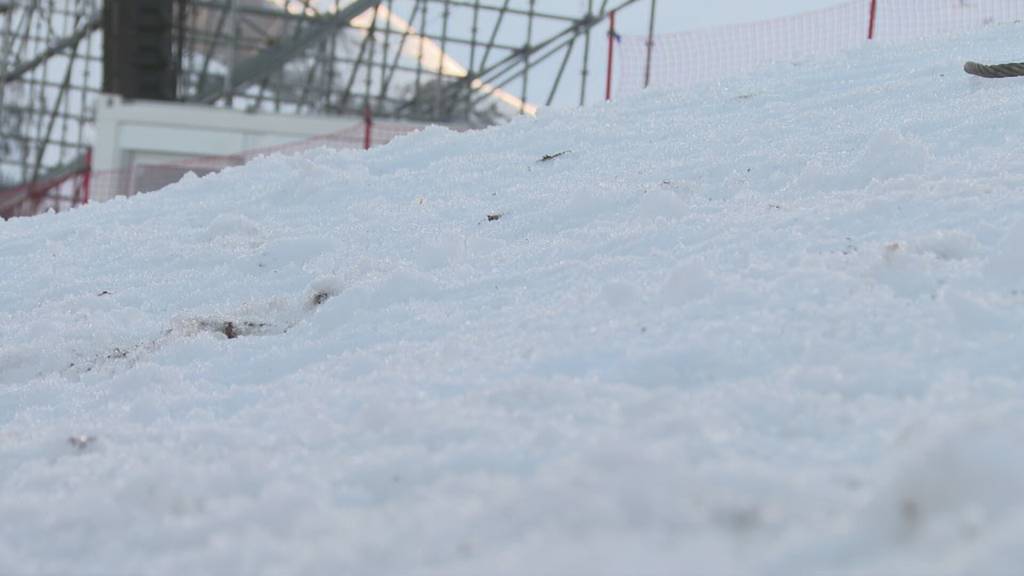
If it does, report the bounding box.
[3,24,1024,576]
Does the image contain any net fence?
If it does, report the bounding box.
[0,161,89,219]
[618,0,1024,95]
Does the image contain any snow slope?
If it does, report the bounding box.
[3,24,1024,575]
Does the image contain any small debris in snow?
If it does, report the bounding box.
[310,290,333,308]
[196,319,271,340]
[539,151,569,162]
[107,348,129,360]
[67,435,97,451]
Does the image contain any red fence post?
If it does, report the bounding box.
[82,148,92,205]
[868,0,878,40]
[606,10,617,101]
[363,104,373,150]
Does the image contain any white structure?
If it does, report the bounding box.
[92,95,428,202]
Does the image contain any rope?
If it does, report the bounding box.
[963,61,1024,78]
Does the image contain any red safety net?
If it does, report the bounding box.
[0,166,91,220]
[618,0,1024,96]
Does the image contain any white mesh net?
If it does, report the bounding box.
[618,0,1024,95]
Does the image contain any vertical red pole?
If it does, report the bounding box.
[363,104,373,150]
[82,148,92,205]
[868,0,877,40]
[606,10,616,101]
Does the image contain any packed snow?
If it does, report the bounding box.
[3,22,1024,575]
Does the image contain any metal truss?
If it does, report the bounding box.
[178,0,643,121]
[2,0,645,217]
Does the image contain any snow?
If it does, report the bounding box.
[3,22,1024,575]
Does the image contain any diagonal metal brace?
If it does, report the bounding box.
[2,13,102,84]
[191,0,382,104]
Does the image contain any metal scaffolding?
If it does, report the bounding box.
[1,0,102,216]
[1,0,642,217]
